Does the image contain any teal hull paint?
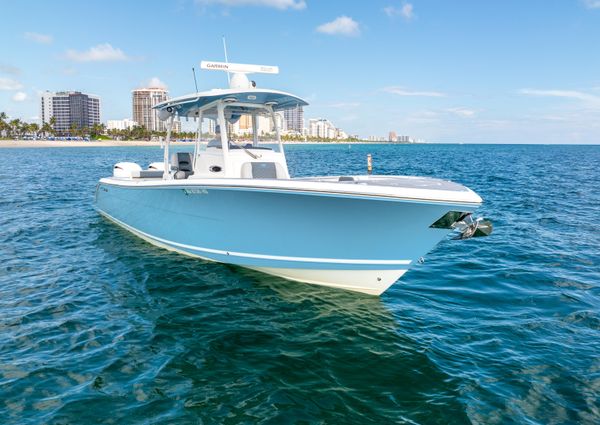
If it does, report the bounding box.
[95,182,470,271]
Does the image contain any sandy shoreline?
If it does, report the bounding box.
[0,139,380,148]
[0,140,188,148]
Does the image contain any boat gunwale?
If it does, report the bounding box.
[97,176,482,206]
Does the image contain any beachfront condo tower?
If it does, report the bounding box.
[40,91,101,134]
[132,87,169,132]
[283,104,304,134]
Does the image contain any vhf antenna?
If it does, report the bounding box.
[222,35,231,85]
[192,67,199,92]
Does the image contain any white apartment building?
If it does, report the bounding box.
[274,111,286,133]
[106,118,138,131]
[206,118,216,135]
[308,118,340,139]
[337,129,349,139]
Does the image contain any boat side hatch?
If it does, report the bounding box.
[241,162,284,179]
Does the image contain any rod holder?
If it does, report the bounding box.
[367,154,372,175]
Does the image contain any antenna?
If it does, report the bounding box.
[192,67,198,92]
[222,36,231,85]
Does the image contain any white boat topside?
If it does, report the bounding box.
[100,174,482,206]
[298,175,471,192]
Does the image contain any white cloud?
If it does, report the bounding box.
[383,86,446,97]
[316,16,360,37]
[519,88,600,104]
[196,0,305,10]
[24,32,53,44]
[447,107,476,117]
[143,77,168,89]
[583,0,600,9]
[12,91,27,102]
[65,43,129,62]
[384,3,414,20]
[0,77,23,90]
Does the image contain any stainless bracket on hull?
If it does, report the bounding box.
[452,214,493,239]
[430,210,493,239]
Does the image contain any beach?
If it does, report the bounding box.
[0,139,185,148]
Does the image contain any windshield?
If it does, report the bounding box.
[197,107,284,153]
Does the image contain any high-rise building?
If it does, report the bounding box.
[388,131,397,142]
[40,91,101,134]
[238,114,253,134]
[232,114,275,136]
[206,118,216,135]
[284,105,304,134]
[132,88,169,132]
[274,111,286,133]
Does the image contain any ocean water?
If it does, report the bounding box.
[0,143,599,424]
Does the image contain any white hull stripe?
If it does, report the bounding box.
[99,210,412,266]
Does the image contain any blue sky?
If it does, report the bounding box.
[1,0,599,143]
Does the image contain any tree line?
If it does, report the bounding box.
[0,112,201,140]
[1,111,362,142]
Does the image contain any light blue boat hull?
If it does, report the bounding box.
[95,181,472,294]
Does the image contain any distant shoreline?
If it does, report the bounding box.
[1,140,598,148]
[0,139,399,148]
[0,140,185,148]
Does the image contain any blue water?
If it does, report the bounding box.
[1,144,599,424]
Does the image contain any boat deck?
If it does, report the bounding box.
[102,173,481,205]
[296,175,471,193]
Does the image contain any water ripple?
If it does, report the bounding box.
[0,144,599,424]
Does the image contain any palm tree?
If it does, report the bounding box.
[41,121,52,138]
[0,113,7,138]
[90,123,105,139]
[9,119,22,138]
[0,112,7,137]
[29,123,40,137]
[49,116,57,136]
[131,125,149,140]
[69,122,78,138]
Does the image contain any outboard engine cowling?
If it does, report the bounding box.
[148,162,165,171]
[113,162,141,178]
